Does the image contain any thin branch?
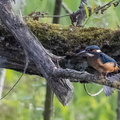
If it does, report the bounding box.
[54,68,120,90]
[24,14,70,19]
[70,0,119,26]
[62,2,72,14]
[23,0,120,26]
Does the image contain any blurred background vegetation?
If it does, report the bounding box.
[0,0,120,120]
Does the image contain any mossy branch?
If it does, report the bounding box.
[26,20,120,55]
[1,19,120,73]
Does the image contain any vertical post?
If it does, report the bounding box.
[43,84,54,120]
[52,0,62,24]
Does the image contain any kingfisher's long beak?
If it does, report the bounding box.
[77,50,95,57]
[77,50,87,56]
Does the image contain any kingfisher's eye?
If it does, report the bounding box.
[86,49,92,52]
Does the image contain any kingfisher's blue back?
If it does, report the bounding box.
[99,52,118,67]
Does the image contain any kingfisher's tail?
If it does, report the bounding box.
[103,73,120,96]
[103,86,113,96]
[118,65,120,73]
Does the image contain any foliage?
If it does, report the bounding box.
[0,0,120,120]
[0,70,46,120]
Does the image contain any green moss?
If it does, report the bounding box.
[27,20,111,42]
[26,20,120,55]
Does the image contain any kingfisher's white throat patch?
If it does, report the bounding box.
[86,53,94,57]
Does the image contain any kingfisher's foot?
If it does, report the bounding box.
[107,72,115,77]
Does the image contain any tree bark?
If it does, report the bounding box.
[0,0,120,106]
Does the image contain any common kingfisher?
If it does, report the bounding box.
[78,45,120,96]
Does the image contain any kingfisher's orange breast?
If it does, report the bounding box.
[87,57,119,74]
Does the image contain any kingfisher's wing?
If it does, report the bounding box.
[99,53,117,66]
[99,53,119,96]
